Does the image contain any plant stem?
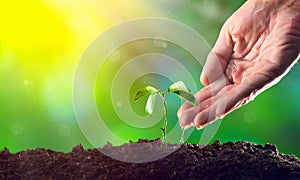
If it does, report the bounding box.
[180,127,185,144]
[159,92,168,144]
[162,97,168,143]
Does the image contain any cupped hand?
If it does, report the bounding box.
[178,0,300,129]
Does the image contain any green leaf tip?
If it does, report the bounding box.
[168,81,190,93]
[168,81,197,105]
[133,86,158,102]
[172,90,197,105]
[145,86,159,93]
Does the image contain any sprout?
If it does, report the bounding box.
[134,81,197,143]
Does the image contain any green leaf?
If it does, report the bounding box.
[145,93,157,115]
[168,81,196,105]
[168,81,190,93]
[133,86,158,102]
[172,90,197,105]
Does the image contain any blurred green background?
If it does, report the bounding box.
[1,0,299,157]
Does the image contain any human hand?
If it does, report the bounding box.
[178,0,300,129]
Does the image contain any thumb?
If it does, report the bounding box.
[200,24,233,86]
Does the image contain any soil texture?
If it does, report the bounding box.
[0,139,299,179]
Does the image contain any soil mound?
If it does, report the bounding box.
[1,140,299,179]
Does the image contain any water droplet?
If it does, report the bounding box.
[23,80,34,93]
[10,123,23,136]
[153,36,168,48]
[23,80,29,85]
[180,128,185,143]
[116,101,122,107]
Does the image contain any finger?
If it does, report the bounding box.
[177,101,193,120]
[196,98,227,129]
[193,105,214,129]
[180,91,221,129]
[193,87,229,128]
[196,77,230,102]
[177,77,228,118]
[177,94,214,127]
[194,74,270,128]
[177,86,211,119]
[200,24,233,86]
[178,105,200,129]
[217,74,270,115]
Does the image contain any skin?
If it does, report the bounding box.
[178,0,300,130]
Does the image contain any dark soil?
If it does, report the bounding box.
[1,139,300,179]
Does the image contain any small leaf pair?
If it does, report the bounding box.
[133,81,197,143]
[134,81,197,116]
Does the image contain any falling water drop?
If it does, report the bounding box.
[180,128,185,143]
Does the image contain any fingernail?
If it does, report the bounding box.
[196,125,204,130]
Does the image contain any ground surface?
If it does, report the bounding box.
[0,139,299,179]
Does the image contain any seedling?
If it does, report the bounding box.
[133,81,197,143]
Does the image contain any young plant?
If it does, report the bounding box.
[133,81,197,143]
